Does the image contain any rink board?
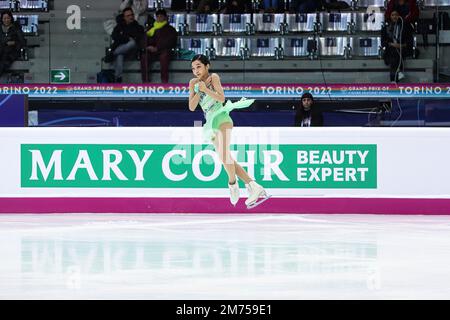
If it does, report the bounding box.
[0,127,450,214]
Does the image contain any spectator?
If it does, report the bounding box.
[120,0,148,25]
[381,9,414,83]
[290,0,319,13]
[141,9,177,83]
[0,11,26,77]
[385,0,419,24]
[105,7,145,83]
[295,93,323,127]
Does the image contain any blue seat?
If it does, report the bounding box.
[13,14,38,35]
[179,38,212,55]
[286,13,317,32]
[213,37,247,58]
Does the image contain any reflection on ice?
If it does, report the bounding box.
[0,214,450,299]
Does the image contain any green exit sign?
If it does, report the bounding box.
[50,69,70,84]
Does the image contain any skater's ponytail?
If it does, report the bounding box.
[191,54,210,66]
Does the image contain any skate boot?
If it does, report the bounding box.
[245,181,271,209]
[228,182,240,206]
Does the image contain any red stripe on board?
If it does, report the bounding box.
[1,198,450,214]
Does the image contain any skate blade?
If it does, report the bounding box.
[246,195,272,209]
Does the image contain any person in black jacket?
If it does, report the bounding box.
[295,92,324,127]
[0,11,26,77]
[381,8,414,82]
[106,7,144,82]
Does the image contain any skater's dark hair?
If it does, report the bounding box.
[191,54,210,66]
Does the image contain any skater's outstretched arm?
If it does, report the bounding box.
[188,78,201,111]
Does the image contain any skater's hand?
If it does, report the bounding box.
[198,81,207,92]
[147,46,157,53]
[204,76,212,87]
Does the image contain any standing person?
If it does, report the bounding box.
[188,54,270,208]
[0,11,26,77]
[381,9,414,83]
[141,9,177,83]
[107,7,145,83]
[294,92,324,127]
[385,0,419,24]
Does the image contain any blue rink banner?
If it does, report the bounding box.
[2,84,450,99]
[0,94,27,127]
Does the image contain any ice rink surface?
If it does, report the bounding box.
[1,213,450,300]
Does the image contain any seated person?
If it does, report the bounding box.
[0,11,26,77]
[141,9,177,83]
[295,93,323,127]
[119,0,148,26]
[105,7,145,83]
[381,8,414,82]
[385,0,419,24]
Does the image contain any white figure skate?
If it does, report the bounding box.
[245,181,271,209]
[228,182,240,206]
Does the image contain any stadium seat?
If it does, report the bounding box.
[0,0,12,9]
[421,0,450,6]
[249,37,280,57]
[179,37,212,55]
[281,37,317,58]
[253,13,284,33]
[286,13,317,32]
[186,13,218,33]
[354,12,385,31]
[148,0,172,9]
[319,36,350,58]
[320,12,354,32]
[168,13,186,33]
[356,0,386,7]
[18,0,48,11]
[213,37,247,58]
[349,36,382,57]
[219,14,251,34]
[13,14,38,35]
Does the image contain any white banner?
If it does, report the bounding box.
[0,127,449,199]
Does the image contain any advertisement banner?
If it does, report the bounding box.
[1,84,450,99]
[0,127,449,214]
[20,144,377,189]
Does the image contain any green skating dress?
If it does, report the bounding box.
[194,82,255,142]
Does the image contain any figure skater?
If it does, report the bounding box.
[188,54,270,208]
